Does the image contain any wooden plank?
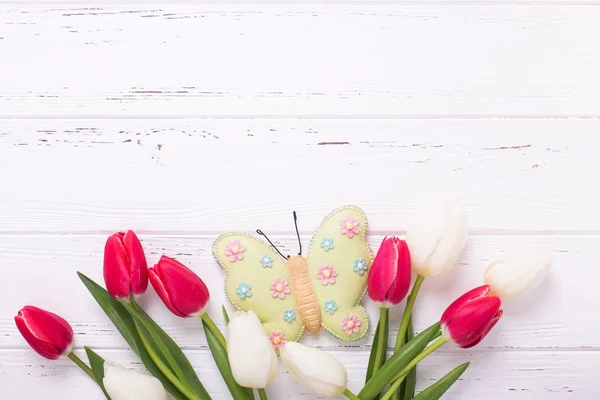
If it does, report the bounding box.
[3,1,598,5]
[1,118,598,232]
[1,348,596,399]
[1,6,599,117]
[2,234,596,350]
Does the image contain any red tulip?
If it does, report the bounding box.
[104,230,148,299]
[14,306,74,360]
[367,237,412,307]
[441,285,503,348]
[149,256,210,318]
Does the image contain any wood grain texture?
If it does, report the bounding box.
[1,118,598,233]
[1,5,600,117]
[2,3,597,398]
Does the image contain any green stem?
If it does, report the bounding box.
[382,337,447,400]
[394,275,425,353]
[390,277,425,400]
[67,352,96,381]
[373,307,389,375]
[344,388,361,400]
[201,313,227,349]
[133,319,201,400]
[257,389,268,400]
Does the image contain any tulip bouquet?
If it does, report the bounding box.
[14,198,552,400]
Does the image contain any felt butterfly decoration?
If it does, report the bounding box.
[213,205,373,349]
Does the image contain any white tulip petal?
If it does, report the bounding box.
[281,342,347,397]
[103,361,167,400]
[227,310,278,389]
[407,196,468,276]
[484,247,552,303]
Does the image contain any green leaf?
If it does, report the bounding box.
[77,272,189,400]
[412,362,469,400]
[84,347,111,400]
[365,308,389,400]
[127,300,211,400]
[399,319,416,400]
[78,272,139,353]
[222,305,230,325]
[359,322,440,400]
[121,300,188,386]
[202,320,252,400]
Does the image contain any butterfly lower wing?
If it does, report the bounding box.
[213,233,304,345]
[307,205,373,341]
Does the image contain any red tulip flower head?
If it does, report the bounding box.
[441,285,503,348]
[104,230,149,299]
[14,306,74,360]
[368,237,412,308]
[149,256,210,318]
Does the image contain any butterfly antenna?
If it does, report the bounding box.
[256,229,288,259]
[293,211,302,255]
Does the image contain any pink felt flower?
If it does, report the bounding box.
[270,278,291,299]
[268,331,287,350]
[341,315,361,335]
[224,240,246,262]
[316,265,338,286]
[340,216,360,238]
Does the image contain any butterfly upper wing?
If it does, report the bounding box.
[213,233,304,345]
[307,205,373,341]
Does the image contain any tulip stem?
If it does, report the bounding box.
[200,313,227,349]
[389,275,424,400]
[133,319,201,400]
[394,275,425,353]
[257,389,268,400]
[67,352,96,381]
[372,307,389,375]
[381,337,448,400]
[344,389,361,400]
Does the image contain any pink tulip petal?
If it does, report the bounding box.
[103,234,132,299]
[14,306,73,360]
[149,268,186,318]
[385,240,412,306]
[122,230,148,296]
[368,237,398,304]
[444,296,501,347]
[440,285,491,325]
[150,256,210,318]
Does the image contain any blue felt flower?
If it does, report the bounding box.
[283,308,297,323]
[320,237,335,252]
[353,258,368,276]
[324,300,338,314]
[260,254,273,268]
[236,282,252,299]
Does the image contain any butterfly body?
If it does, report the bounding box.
[213,205,373,347]
[287,255,322,334]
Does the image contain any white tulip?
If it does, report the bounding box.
[103,361,167,400]
[406,196,468,277]
[484,247,552,303]
[280,342,347,398]
[226,310,278,388]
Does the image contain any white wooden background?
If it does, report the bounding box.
[1,2,599,399]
